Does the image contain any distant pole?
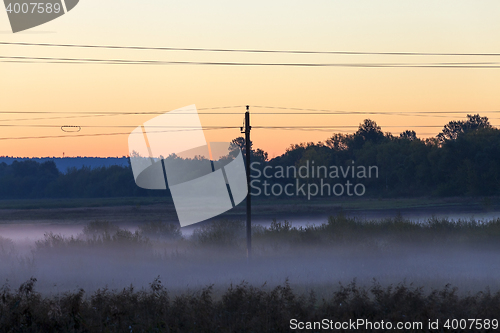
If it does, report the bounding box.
[244,105,252,259]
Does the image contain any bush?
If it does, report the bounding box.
[138,221,182,240]
[35,222,150,252]
[35,233,85,251]
[1,277,500,332]
[0,236,15,259]
[82,220,119,239]
[192,220,245,248]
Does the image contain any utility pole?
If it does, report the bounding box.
[241,105,252,259]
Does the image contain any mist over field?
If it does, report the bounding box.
[2,115,500,298]
[2,0,500,329]
[1,214,500,297]
[2,200,500,331]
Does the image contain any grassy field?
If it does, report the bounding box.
[0,197,173,210]
[1,198,500,332]
[0,196,498,223]
[0,195,497,210]
[1,217,500,332]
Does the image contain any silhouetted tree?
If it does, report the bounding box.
[1,115,499,199]
[437,114,491,142]
[348,119,386,150]
[400,130,418,141]
[229,137,268,163]
[326,133,350,151]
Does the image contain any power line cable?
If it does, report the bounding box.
[1,124,498,130]
[251,106,500,114]
[2,124,499,140]
[1,108,499,116]
[2,41,500,57]
[0,127,235,141]
[0,106,244,115]
[2,113,483,122]
[3,125,498,141]
[1,105,497,140]
[0,106,247,122]
[260,128,442,135]
[2,108,499,123]
[0,124,241,128]
[254,125,500,129]
[2,56,500,68]
[3,111,498,115]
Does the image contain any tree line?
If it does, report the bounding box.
[259,114,498,197]
[0,114,498,199]
[0,162,163,199]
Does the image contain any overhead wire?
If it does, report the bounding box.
[0,127,236,141]
[0,124,241,128]
[2,41,500,57]
[1,106,499,118]
[0,105,497,140]
[1,43,497,144]
[250,106,500,114]
[1,126,496,140]
[2,56,500,68]
[2,124,497,129]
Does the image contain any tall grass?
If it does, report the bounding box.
[35,229,150,251]
[30,214,500,255]
[251,213,500,250]
[2,216,500,331]
[137,221,182,241]
[1,277,500,332]
[0,236,15,258]
[192,220,245,248]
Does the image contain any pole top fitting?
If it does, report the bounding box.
[246,105,249,111]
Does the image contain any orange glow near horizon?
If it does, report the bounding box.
[1,1,499,157]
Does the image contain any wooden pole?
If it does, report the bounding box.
[244,105,252,259]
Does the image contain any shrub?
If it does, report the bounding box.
[0,236,15,259]
[35,233,85,251]
[82,220,119,239]
[2,277,500,332]
[138,221,182,240]
[192,220,245,248]
[111,229,150,247]
[269,218,293,233]
[35,222,150,253]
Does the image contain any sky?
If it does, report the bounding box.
[1,0,499,158]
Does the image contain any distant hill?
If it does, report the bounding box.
[0,157,129,173]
